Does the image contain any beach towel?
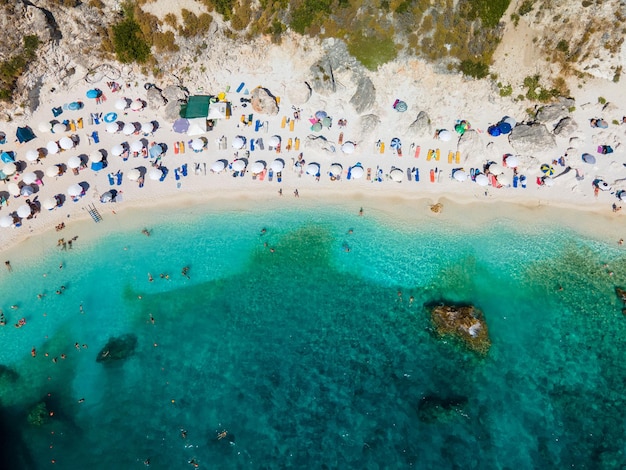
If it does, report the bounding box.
[92,131,100,144]
[116,171,123,185]
[52,107,63,117]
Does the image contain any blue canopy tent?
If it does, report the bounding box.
[16,126,35,143]
[1,151,15,163]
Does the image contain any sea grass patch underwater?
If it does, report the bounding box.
[0,207,626,467]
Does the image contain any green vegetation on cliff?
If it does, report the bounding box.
[0,35,39,101]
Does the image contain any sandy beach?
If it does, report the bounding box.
[1,30,625,256]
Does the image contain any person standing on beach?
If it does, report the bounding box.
[5,261,11,272]
[294,189,299,197]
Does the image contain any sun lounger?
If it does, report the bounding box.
[455,151,461,164]
[116,171,123,185]
[513,175,518,188]
[448,151,453,164]
[236,82,245,93]
[295,138,300,151]
[397,147,402,157]
[379,142,385,154]
[407,168,412,181]
[91,131,100,144]
[108,173,114,186]
[175,168,180,180]
[159,167,168,182]
[250,139,255,151]
[259,170,266,181]
[520,175,527,188]
[430,169,435,182]
[182,164,188,177]
[277,172,282,182]
[281,116,287,128]
[179,141,185,153]
[427,149,433,161]
[268,169,273,181]
[287,138,292,151]
[414,168,419,182]
[435,149,441,161]
[347,167,352,180]
[289,119,295,132]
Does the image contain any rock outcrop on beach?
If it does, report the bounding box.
[508,123,557,154]
[457,129,484,162]
[349,76,376,114]
[96,334,138,364]
[430,304,491,355]
[251,87,279,116]
[356,114,381,140]
[406,111,432,139]
[553,117,578,137]
[535,99,576,123]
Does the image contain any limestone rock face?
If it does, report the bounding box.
[96,334,138,364]
[147,87,167,110]
[430,304,491,355]
[553,116,578,137]
[251,87,279,115]
[406,111,432,138]
[162,85,188,103]
[535,98,575,122]
[457,129,484,162]
[287,81,312,106]
[508,123,557,154]
[356,114,381,141]
[349,76,376,114]
[305,134,336,154]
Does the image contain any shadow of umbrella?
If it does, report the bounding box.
[78,181,90,193]
[136,166,147,177]
[55,194,66,207]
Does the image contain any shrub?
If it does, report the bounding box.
[598,96,606,104]
[111,2,151,63]
[518,0,534,16]
[459,60,489,79]
[499,84,513,97]
[347,32,397,71]
[556,39,569,53]
[0,34,40,101]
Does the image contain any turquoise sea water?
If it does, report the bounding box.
[1,205,626,469]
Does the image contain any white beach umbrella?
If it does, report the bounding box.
[250,161,265,174]
[0,215,13,227]
[341,142,355,154]
[141,122,154,134]
[130,100,143,111]
[111,144,124,157]
[90,151,103,163]
[329,163,343,175]
[67,155,81,169]
[123,123,136,135]
[2,162,16,176]
[38,122,51,133]
[211,160,226,173]
[489,163,504,175]
[127,168,141,181]
[453,170,468,182]
[7,182,19,196]
[505,155,519,168]
[106,122,119,134]
[67,183,83,197]
[475,173,489,186]
[46,165,60,177]
[496,173,510,186]
[597,180,611,191]
[115,98,129,110]
[620,192,626,202]
[16,204,31,218]
[543,177,555,187]
[52,122,67,134]
[46,141,59,154]
[22,172,37,185]
[268,135,281,147]
[389,168,404,182]
[306,162,320,176]
[270,159,284,172]
[351,166,364,179]
[438,129,452,141]
[42,197,58,210]
[25,149,39,162]
[191,138,204,151]
[148,168,163,181]
[59,136,74,150]
[130,140,143,152]
[231,159,246,171]
[502,116,516,127]
[232,136,245,150]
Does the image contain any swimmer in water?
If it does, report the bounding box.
[148,273,154,282]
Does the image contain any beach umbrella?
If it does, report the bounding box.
[46,165,60,177]
[67,183,83,197]
[25,149,39,162]
[127,168,141,181]
[115,98,129,110]
[502,116,516,127]
[315,110,327,120]
[543,177,555,187]
[389,168,404,182]
[100,191,114,203]
[211,160,226,173]
[438,129,452,141]
[496,174,510,186]
[270,159,284,172]
[596,180,611,191]
[489,163,504,175]
[106,122,119,134]
[20,185,34,197]
[122,123,136,135]
[488,125,501,137]
[311,122,322,132]
[16,204,31,218]
[90,151,103,163]
[148,168,163,181]
[306,163,320,176]
[453,170,468,182]
[111,144,124,157]
[504,155,519,168]
[540,164,554,176]
[67,155,81,169]
[390,137,401,149]
[582,153,596,164]
[322,117,332,128]
[68,101,81,111]
[7,182,20,196]
[38,122,51,133]
[232,136,246,150]
[393,100,408,112]
[341,142,355,154]
[619,191,626,202]
[497,121,512,134]
[231,159,246,171]
[351,166,364,179]
[149,144,163,158]
[22,172,37,185]
[329,163,343,175]
[86,89,101,99]
[191,138,205,151]
[250,161,265,174]
[0,215,13,227]
[52,122,67,134]
[268,135,280,147]
[2,162,16,176]
[104,112,117,123]
[130,100,144,111]
[141,122,154,134]
[46,141,59,154]
[0,151,13,163]
[172,118,189,134]
[59,136,74,150]
[130,140,143,152]
[42,197,57,210]
[475,173,489,186]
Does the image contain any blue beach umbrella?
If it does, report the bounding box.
[390,137,402,149]
[68,101,81,110]
[172,118,190,134]
[497,121,512,134]
[315,110,327,120]
[1,151,14,163]
[86,89,101,99]
[104,112,118,123]
[488,125,501,137]
[540,164,554,176]
[149,144,163,158]
[581,153,596,164]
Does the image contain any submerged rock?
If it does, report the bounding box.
[430,304,491,355]
[616,287,626,304]
[417,394,468,423]
[27,402,50,426]
[96,334,138,364]
[0,364,19,384]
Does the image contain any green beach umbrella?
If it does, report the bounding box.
[322,117,332,128]
[311,122,323,132]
